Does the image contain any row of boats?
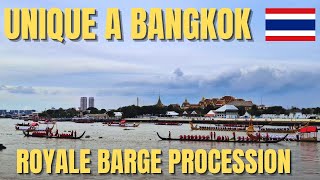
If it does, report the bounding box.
[15,120,86,139]
[190,122,299,133]
[13,119,320,143]
[157,120,319,143]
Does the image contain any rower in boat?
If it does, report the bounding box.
[259,126,298,133]
[23,125,85,139]
[190,122,247,132]
[107,120,140,127]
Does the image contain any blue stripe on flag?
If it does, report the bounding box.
[266,20,315,30]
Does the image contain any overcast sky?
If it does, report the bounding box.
[0,0,320,110]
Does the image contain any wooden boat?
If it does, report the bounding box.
[106,120,140,127]
[15,123,55,132]
[107,122,121,126]
[156,132,288,143]
[223,124,247,127]
[155,122,182,126]
[257,122,304,134]
[107,122,140,127]
[73,119,95,123]
[39,120,56,124]
[258,128,298,134]
[23,130,86,139]
[190,122,248,132]
[121,123,140,127]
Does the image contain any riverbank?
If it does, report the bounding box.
[124,117,318,126]
[4,117,320,126]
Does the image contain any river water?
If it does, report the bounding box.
[1,118,320,179]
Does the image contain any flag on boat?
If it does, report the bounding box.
[265,8,316,41]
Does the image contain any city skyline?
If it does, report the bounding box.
[0,94,318,112]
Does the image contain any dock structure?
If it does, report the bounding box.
[124,117,319,126]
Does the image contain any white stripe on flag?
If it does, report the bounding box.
[265,30,316,36]
[265,14,316,20]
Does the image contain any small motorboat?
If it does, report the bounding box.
[155,122,182,126]
[106,120,140,127]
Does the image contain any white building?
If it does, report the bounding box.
[166,111,179,116]
[114,112,123,118]
[214,105,239,119]
[80,97,87,111]
[288,112,306,119]
[89,97,95,108]
[205,110,215,117]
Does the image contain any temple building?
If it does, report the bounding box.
[181,96,254,110]
[227,99,253,111]
[181,99,201,110]
[155,96,164,107]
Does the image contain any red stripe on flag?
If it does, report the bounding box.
[266,36,316,41]
[266,8,315,14]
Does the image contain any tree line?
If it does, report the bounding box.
[39,105,320,119]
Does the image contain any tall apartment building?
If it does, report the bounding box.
[89,97,95,108]
[80,97,88,111]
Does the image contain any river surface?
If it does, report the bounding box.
[1,118,320,179]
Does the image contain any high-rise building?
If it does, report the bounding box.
[80,97,88,111]
[0,110,6,115]
[89,97,95,108]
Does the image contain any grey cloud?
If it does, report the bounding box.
[112,65,320,97]
[173,68,184,77]
[0,85,36,94]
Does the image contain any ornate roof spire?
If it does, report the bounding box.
[156,95,164,107]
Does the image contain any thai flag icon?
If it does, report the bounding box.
[265,8,316,41]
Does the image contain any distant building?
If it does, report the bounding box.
[9,110,19,115]
[168,104,180,109]
[3,110,35,115]
[289,112,306,119]
[19,110,36,115]
[214,105,239,119]
[181,99,190,109]
[166,111,179,116]
[87,113,108,119]
[227,99,253,111]
[181,96,254,110]
[89,97,95,108]
[257,105,268,110]
[80,97,88,111]
[0,110,7,115]
[181,99,201,109]
[114,112,123,118]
